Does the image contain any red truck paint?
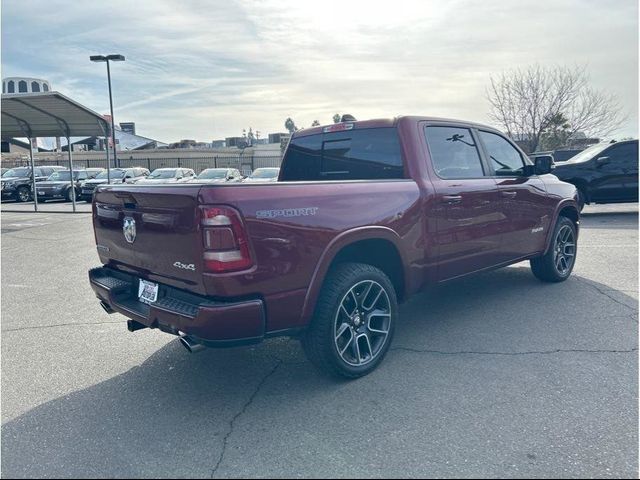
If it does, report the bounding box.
[89,116,579,376]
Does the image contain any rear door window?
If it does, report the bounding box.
[425,126,485,179]
[280,128,404,181]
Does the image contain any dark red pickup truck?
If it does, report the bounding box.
[89,116,580,378]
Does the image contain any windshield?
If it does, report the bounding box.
[197,169,227,179]
[562,143,610,164]
[3,168,30,178]
[48,171,79,181]
[95,170,125,180]
[148,169,177,179]
[250,168,279,179]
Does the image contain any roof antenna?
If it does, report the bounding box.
[340,114,357,122]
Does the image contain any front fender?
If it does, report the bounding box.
[543,198,580,255]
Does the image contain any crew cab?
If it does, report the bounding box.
[89,116,580,378]
[552,139,638,209]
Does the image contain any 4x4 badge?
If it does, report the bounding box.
[123,216,136,243]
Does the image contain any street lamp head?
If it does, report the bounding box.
[90,54,125,62]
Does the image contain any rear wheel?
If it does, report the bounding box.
[301,262,397,379]
[16,186,31,202]
[530,216,577,282]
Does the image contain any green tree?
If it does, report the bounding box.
[333,113,341,124]
[284,117,297,134]
[311,120,320,126]
[539,113,571,150]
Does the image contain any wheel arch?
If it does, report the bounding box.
[301,227,408,324]
[543,200,580,254]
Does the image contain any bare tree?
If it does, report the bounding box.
[487,65,625,152]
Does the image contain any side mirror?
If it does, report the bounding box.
[596,156,610,165]
[532,155,554,175]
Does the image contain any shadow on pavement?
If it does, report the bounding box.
[2,267,637,478]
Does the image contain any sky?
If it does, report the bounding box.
[2,0,638,143]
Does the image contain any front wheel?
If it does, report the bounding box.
[301,262,397,379]
[530,217,577,282]
[16,186,31,202]
[65,187,77,202]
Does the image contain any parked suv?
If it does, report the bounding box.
[80,167,150,201]
[89,116,579,378]
[553,139,638,209]
[36,169,103,202]
[1,165,65,202]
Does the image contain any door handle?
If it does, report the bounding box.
[441,194,462,204]
[501,191,517,198]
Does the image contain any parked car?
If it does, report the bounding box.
[89,116,579,378]
[1,168,8,176]
[80,167,150,201]
[190,168,242,183]
[552,139,638,209]
[1,165,66,202]
[135,168,195,184]
[36,169,100,202]
[243,167,280,183]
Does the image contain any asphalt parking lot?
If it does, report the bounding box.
[1,203,638,478]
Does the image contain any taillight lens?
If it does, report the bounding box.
[200,206,253,272]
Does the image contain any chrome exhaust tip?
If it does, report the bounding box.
[179,335,206,353]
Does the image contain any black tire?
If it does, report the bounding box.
[301,262,397,379]
[65,187,77,202]
[530,216,577,283]
[16,186,31,202]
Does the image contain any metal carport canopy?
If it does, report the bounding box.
[1,91,109,138]
[1,91,112,212]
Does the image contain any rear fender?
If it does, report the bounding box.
[300,226,408,324]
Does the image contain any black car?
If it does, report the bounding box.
[36,169,103,202]
[80,167,150,201]
[1,166,66,202]
[552,140,638,210]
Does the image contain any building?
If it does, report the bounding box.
[211,140,226,148]
[268,133,289,144]
[119,122,136,135]
[3,77,51,94]
[225,136,248,148]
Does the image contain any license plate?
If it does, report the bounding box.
[138,279,158,304]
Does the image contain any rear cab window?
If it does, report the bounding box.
[280,127,404,181]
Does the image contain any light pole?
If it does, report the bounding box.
[90,54,125,168]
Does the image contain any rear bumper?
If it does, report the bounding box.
[89,266,266,346]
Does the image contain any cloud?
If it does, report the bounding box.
[2,0,637,142]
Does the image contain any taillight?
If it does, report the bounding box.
[200,206,253,272]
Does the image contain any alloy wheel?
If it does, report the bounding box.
[334,280,392,366]
[554,224,576,275]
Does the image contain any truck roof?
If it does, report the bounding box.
[293,115,500,138]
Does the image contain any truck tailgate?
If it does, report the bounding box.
[93,184,207,294]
